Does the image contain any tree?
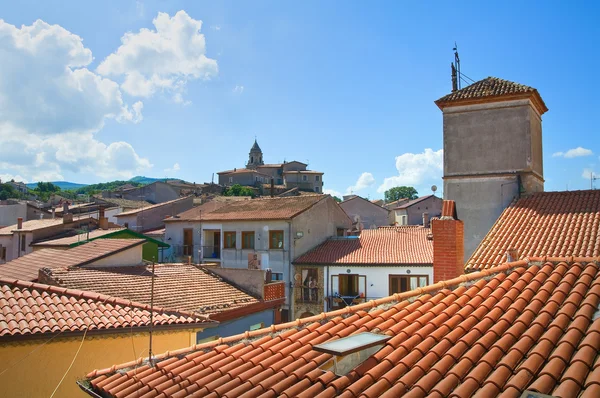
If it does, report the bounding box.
[332,196,342,203]
[0,184,20,200]
[224,184,256,198]
[384,186,418,202]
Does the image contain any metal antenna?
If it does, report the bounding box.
[453,43,461,90]
[591,173,599,190]
[148,257,156,367]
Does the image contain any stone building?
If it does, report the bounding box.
[218,140,325,193]
[435,76,548,261]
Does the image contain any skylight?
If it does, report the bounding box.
[315,332,390,376]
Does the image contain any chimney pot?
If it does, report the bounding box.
[17,217,23,230]
[506,248,519,262]
[270,178,275,198]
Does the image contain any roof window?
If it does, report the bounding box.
[314,332,390,376]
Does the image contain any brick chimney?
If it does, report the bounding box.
[431,200,464,283]
[98,206,108,230]
[17,217,23,230]
[422,212,430,228]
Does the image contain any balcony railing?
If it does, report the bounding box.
[328,294,366,309]
[297,285,320,304]
[263,282,285,301]
[202,245,220,259]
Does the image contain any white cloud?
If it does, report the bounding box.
[377,148,443,193]
[164,162,181,174]
[0,19,151,182]
[323,188,342,198]
[233,85,244,94]
[0,174,28,184]
[97,10,218,101]
[582,168,599,180]
[553,147,593,158]
[346,172,375,194]
[211,25,221,31]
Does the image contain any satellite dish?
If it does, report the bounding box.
[431,185,438,193]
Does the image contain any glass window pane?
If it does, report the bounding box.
[419,276,428,287]
[410,277,418,291]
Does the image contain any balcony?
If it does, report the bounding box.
[297,285,320,304]
[263,281,286,302]
[201,245,220,259]
[328,294,367,309]
[168,245,220,263]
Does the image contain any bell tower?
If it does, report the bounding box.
[247,139,264,169]
[435,76,548,261]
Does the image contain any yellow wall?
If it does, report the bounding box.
[0,328,200,397]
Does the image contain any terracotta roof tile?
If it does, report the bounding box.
[31,228,126,247]
[0,215,93,235]
[167,195,329,222]
[294,226,432,265]
[40,263,260,316]
[0,277,212,339]
[435,76,548,114]
[467,190,600,271]
[114,196,191,217]
[0,239,145,281]
[83,257,600,397]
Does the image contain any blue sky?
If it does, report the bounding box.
[1,1,599,198]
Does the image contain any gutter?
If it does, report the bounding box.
[77,381,104,398]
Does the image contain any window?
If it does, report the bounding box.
[242,231,255,249]
[302,175,308,181]
[21,235,26,252]
[389,275,429,294]
[337,228,345,237]
[315,186,320,193]
[183,229,193,256]
[269,230,284,249]
[229,177,233,183]
[277,178,283,185]
[224,231,236,249]
[339,274,359,296]
[315,175,320,181]
[0,246,5,261]
[301,268,319,303]
[272,272,284,281]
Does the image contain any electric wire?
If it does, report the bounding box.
[49,327,88,398]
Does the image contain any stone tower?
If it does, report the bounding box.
[435,77,548,261]
[246,139,264,169]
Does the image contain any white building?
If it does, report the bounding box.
[292,226,434,317]
[163,195,351,321]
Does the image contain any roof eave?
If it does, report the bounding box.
[434,91,548,115]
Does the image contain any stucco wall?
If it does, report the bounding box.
[117,196,193,232]
[340,198,390,228]
[443,99,541,176]
[444,175,520,261]
[88,244,143,267]
[404,196,443,226]
[195,309,275,342]
[118,182,180,204]
[209,267,265,297]
[0,329,199,398]
[0,203,27,226]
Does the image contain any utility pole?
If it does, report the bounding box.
[591,173,599,190]
[148,257,156,367]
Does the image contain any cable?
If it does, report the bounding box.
[459,71,476,83]
[49,327,88,398]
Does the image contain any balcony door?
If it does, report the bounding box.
[183,229,193,256]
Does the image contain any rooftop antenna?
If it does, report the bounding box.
[452,43,461,91]
[431,185,438,197]
[591,173,599,190]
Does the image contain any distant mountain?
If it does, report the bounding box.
[26,181,88,190]
[128,176,179,184]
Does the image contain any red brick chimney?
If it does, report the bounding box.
[98,206,108,230]
[17,217,23,230]
[431,200,464,283]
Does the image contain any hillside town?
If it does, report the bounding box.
[1,4,600,398]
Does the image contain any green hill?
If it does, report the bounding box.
[26,181,88,190]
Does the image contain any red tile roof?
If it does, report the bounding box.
[467,190,600,271]
[0,216,93,235]
[167,195,328,222]
[114,196,191,217]
[164,200,228,222]
[294,226,432,265]
[0,239,145,281]
[435,76,548,114]
[31,228,125,247]
[84,257,600,398]
[40,263,260,317]
[0,277,213,340]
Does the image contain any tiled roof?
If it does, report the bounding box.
[0,239,145,281]
[435,76,548,114]
[294,226,432,265]
[169,195,327,222]
[394,194,436,210]
[0,277,212,339]
[114,196,190,217]
[31,228,125,247]
[217,168,271,176]
[257,163,284,168]
[166,201,228,222]
[97,198,152,209]
[467,190,600,271]
[84,257,600,398]
[0,216,92,235]
[40,263,260,316]
[283,170,323,174]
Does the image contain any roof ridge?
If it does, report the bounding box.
[88,256,600,378]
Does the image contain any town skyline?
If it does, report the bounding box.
[1,1,599,200]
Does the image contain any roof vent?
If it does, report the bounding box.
[314,332,390,376]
